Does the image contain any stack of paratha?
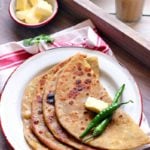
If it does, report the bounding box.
[22,53,150,150]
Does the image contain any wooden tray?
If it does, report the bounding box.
[91,0,150,15]
[60,0,150,68]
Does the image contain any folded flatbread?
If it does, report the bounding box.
[22,76,48,150]
[42,55,100,150]
[55,53,150,150]
[31,72,73,150]
[22,54,97,150]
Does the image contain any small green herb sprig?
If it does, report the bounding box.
[23,34,54,46]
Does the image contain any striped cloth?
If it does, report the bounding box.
[0,20,111,93]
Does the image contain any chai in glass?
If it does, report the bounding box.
[115,0,145,22]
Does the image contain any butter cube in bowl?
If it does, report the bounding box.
[9,0,58,28]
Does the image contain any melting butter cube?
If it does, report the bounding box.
[16,0,31,11]
[29,0,38,6]
[16,10,29,20]
[25,8,40,24]
[34,0,53,20]
[85,97,109,113]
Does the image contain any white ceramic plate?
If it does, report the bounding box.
[0,47,142,150]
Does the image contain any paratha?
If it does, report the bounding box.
[22,76,48,150]
[31,73,73,150]
[22,56,74,150]
[55,53,150,150]
[42,55,100,150]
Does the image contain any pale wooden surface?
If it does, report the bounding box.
[127,16,150,41]
[92,0,150,15]
[109,15,150,41]
[92,0,150,41]
[0,0,150,150]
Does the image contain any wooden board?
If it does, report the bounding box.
[60,0,150,68]
[91,0,150,16]
[110,15,150,42]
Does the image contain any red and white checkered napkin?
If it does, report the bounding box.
[0,19,149,148]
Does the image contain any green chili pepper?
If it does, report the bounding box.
[112,84,125,104]
[83,116,112,142]
[84,100,133,142]
[80,100,133,139]
[79,84,125,139]
[83,84,126,141]
[92,116,111,137]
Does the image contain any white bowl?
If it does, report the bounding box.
[9,0,58,28]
